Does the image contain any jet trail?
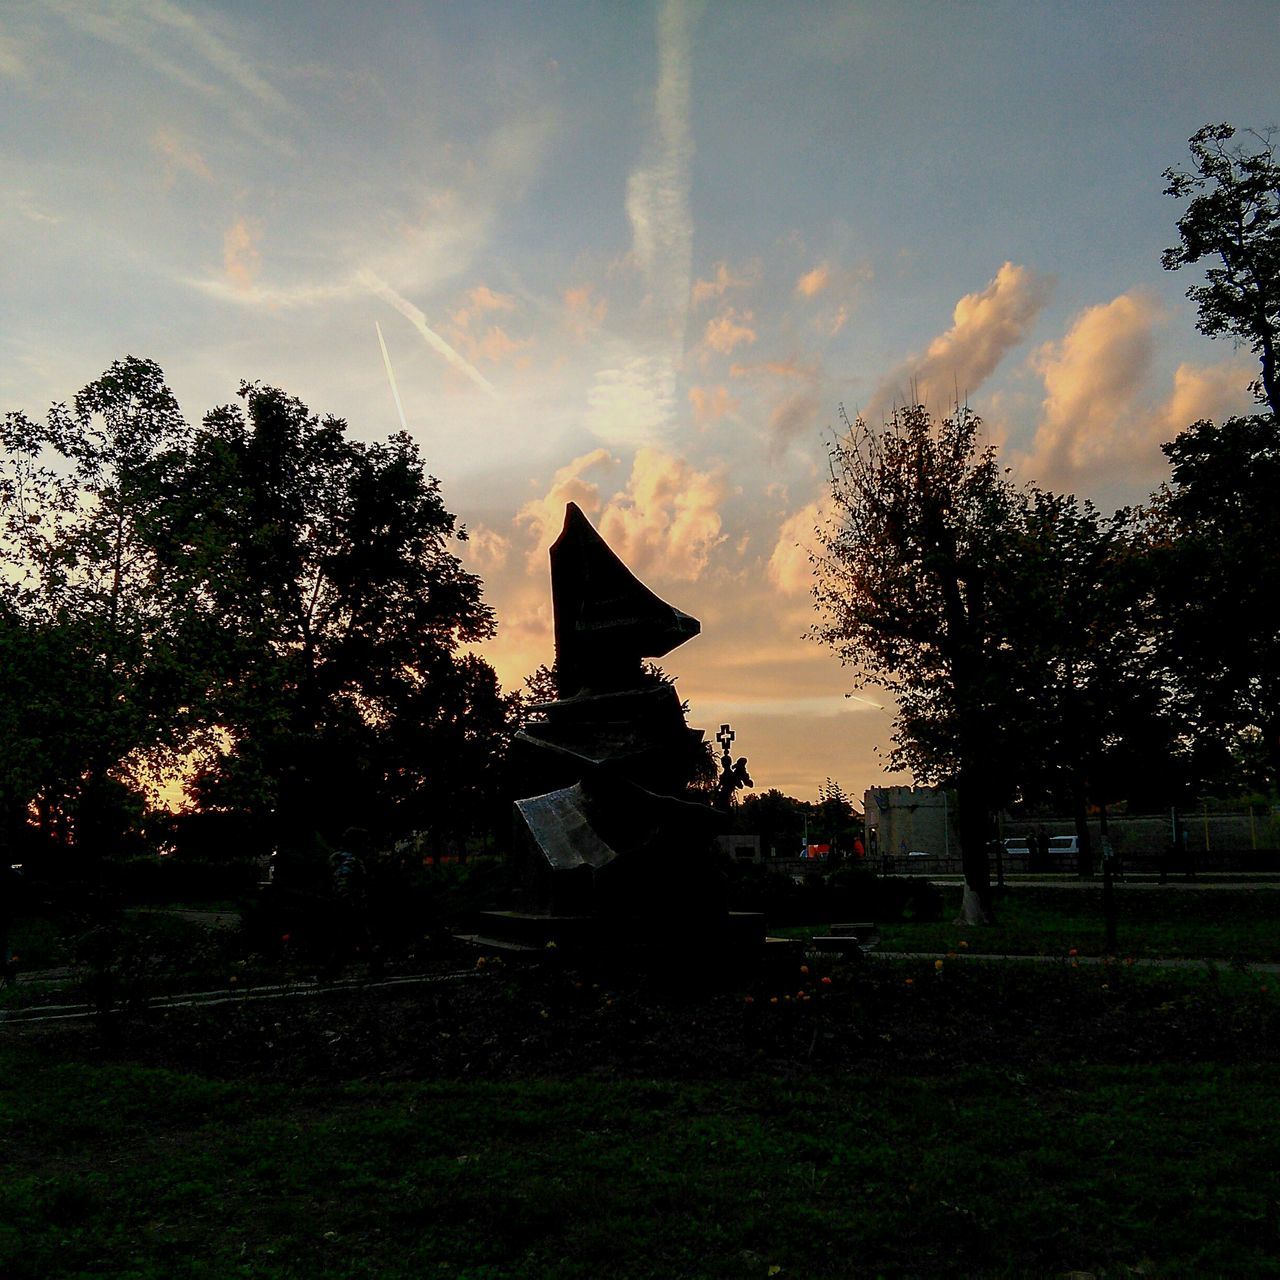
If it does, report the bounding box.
[375,320,409,432]
[360,270,497,398]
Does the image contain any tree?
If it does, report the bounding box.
[813,404,1027,923]
[1002,492,1185,871]
[1163,123,1280,418]
[0,358,197,858]
[151,381,509,859]
[1148,414,1280,788]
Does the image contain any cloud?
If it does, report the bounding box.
[587,352,679,447]
[730,358,814,381]
[795,264,830,297]
[469,285,515,313]
[768,392,823,451]
[361,270,499,397]
[704,307,757,355]
[624,0,696,331]
[467,326,532,365]
[222,217,261,291]
[564,284,608,337]
[47,0,294,151]
[152,127,213,186]
[515,448,616,567]
[820,304,849,337]
[597,448,727,581]
[688,384,737,425]
[692,260,754,305]
[0,22,30,79]
[869,262,1053,418]
[1022,293,1255,489]
[587,0,697,446]
[768,499,827,596]
[462,524,512,575]
[514,446,724,584]
[1022,293,1159,483]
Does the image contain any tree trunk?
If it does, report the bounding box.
[1072,785,1094,878]
[954,774,995,924]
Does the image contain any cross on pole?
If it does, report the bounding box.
[716,724,735,754]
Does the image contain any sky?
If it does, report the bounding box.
[2,0,1276,805]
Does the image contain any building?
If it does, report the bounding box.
[863,786,953,864]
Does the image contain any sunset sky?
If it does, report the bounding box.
[2,1,1276,803]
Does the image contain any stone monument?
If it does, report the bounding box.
[468,502,769,961]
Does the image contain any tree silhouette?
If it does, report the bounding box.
[1163,123,1280,418]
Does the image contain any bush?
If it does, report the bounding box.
[105,856,262,904]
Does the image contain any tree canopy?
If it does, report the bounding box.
[0,361,515,871]
[1163,123,1280,418]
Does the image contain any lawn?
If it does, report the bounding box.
[785,884,1280,963]
[3,954,1278,1278]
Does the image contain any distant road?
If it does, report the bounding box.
[929,876,1280,891]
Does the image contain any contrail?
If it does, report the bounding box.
[375,320,409,432]
[845,693,886,711]
[360,270,498,398]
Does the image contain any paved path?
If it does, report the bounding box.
[930,877,1280,891]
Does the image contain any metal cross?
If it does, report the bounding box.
[716,724,735,753]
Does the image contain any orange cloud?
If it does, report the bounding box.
[469,284,515,312]
[469,325,532,365]
[704,307,757,356]
[515,448,616,567]
[462,524,511,574]
[564,284,608,336]
[730,358,813,381]
[152,127,213,186]
[768,498,827,595]
[688,384,737,425]
[1022,292,1254,489]
[692,261,754,305]
[795,263,830,297]
[870,262,1053,417]
[222,217,261,291]
[597,448,727,581]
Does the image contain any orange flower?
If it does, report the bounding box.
[799,964,810,975]
[958,940,968,949]
[769,996,779,1005]
[934,959,944,971]
[1068,948,1079,957]
[904,978,914,986]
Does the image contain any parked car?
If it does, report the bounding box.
[1046,835,1080,856]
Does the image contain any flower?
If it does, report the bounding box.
[476,957,487,969]
[1068,948,1078,957]
[769,996,779,1005]
[228,975,238,984]
[744,995,755,1005]
[958,940,968,949]
[820,976,832,986]
[799,965,810,975]
[281,933,291,944]
[904,978,914,986]
[934,959,944,971]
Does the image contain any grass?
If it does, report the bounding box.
[2,952,1278,1278]
[2,1046,1278,1279]
[777,884,1280,963]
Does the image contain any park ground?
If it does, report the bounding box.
[2,879,1279,1278]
